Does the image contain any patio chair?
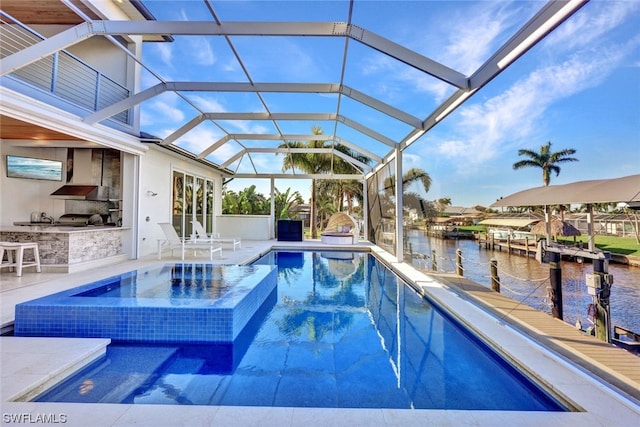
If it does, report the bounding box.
[191,220,241,251]
[321,212,360,244]
[157,223,222,260]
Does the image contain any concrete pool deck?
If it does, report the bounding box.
[1,239,639,426]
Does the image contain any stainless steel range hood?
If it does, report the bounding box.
[50,185,110,201]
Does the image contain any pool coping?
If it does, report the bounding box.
[1,240,639,426]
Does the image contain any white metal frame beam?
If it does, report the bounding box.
[1,20,466,87]
[84,82,422,128]
[471,0,588,88]
[220,147,371,172]
[162,112,397,149]
[196,134,382,163]
[232,173,364,180]
[62,20,469,88]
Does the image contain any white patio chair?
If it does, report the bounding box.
[191,220,241,251]
[157,223,222,260]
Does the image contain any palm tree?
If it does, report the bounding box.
[513,141,578,186]
[383,167,432,199]
[273,187,304,219]
[238,185,268,214]
[279,125,371,238]
[403,168,432,194]
[436,197,452,215]
[377,167,432,235]
[222,185,269,215]
[221,190,240,214]
[279,126,331,238]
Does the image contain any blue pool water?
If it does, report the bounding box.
[35,251,565,410]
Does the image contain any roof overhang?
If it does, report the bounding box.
[492,175,640,207]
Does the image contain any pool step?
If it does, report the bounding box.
[1,337,110,402]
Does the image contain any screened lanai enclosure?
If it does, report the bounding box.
[0,0,590,256]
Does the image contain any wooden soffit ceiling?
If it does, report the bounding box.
[0,0,98,25]
[0,115,83,141]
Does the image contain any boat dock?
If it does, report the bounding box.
[477,233,640,266]
[425,228,476,240]
[477,233,538,257]
[427,271,640,402]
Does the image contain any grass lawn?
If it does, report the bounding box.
[556,235,640,257]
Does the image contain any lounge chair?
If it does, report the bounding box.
[321,212,360,244]
[157,222,222,260]
[191,220,241,251]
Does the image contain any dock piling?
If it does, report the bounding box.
[548,251,563,320]
[431,249,437,272]
[456,249,463,276]
[490,259,500,292]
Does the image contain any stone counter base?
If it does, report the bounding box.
[0,228,126,272]
[39,254,130,273]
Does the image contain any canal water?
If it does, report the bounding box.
[405,230,640,337]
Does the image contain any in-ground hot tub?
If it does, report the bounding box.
[14,264,277,344]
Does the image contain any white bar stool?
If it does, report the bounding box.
[0,242,42,277]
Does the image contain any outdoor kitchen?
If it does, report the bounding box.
[1,148,129,272]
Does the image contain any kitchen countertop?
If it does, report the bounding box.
[2,225,128,233]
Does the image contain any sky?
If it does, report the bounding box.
[138,0,640,208]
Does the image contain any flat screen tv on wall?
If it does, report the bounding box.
[6,155,63,181]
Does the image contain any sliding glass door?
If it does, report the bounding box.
[172,170,215,238]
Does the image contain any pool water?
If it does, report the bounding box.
[35,251,565,410]
[75,264,255,300]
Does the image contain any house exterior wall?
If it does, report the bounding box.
[137,145,224,258]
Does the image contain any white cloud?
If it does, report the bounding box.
[187,37,216,66]
[140,99,185,127]
[207,140,241,164]
[225,120,270,135]
[358,2,526,103]
[545,1,640,52]
[399,68,453,104]
[433,41,632,172]
[153,43,173,68]
[188,95,226,113]
[436,2,523,75]
[429,3,640,175]
[176,125,225,155]
[402,153,424,170]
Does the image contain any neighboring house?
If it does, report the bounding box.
[440,206,485,225]
[442,206,484,216]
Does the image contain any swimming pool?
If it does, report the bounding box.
[34,251,565,410]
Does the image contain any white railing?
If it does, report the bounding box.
[0,11,130,124]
